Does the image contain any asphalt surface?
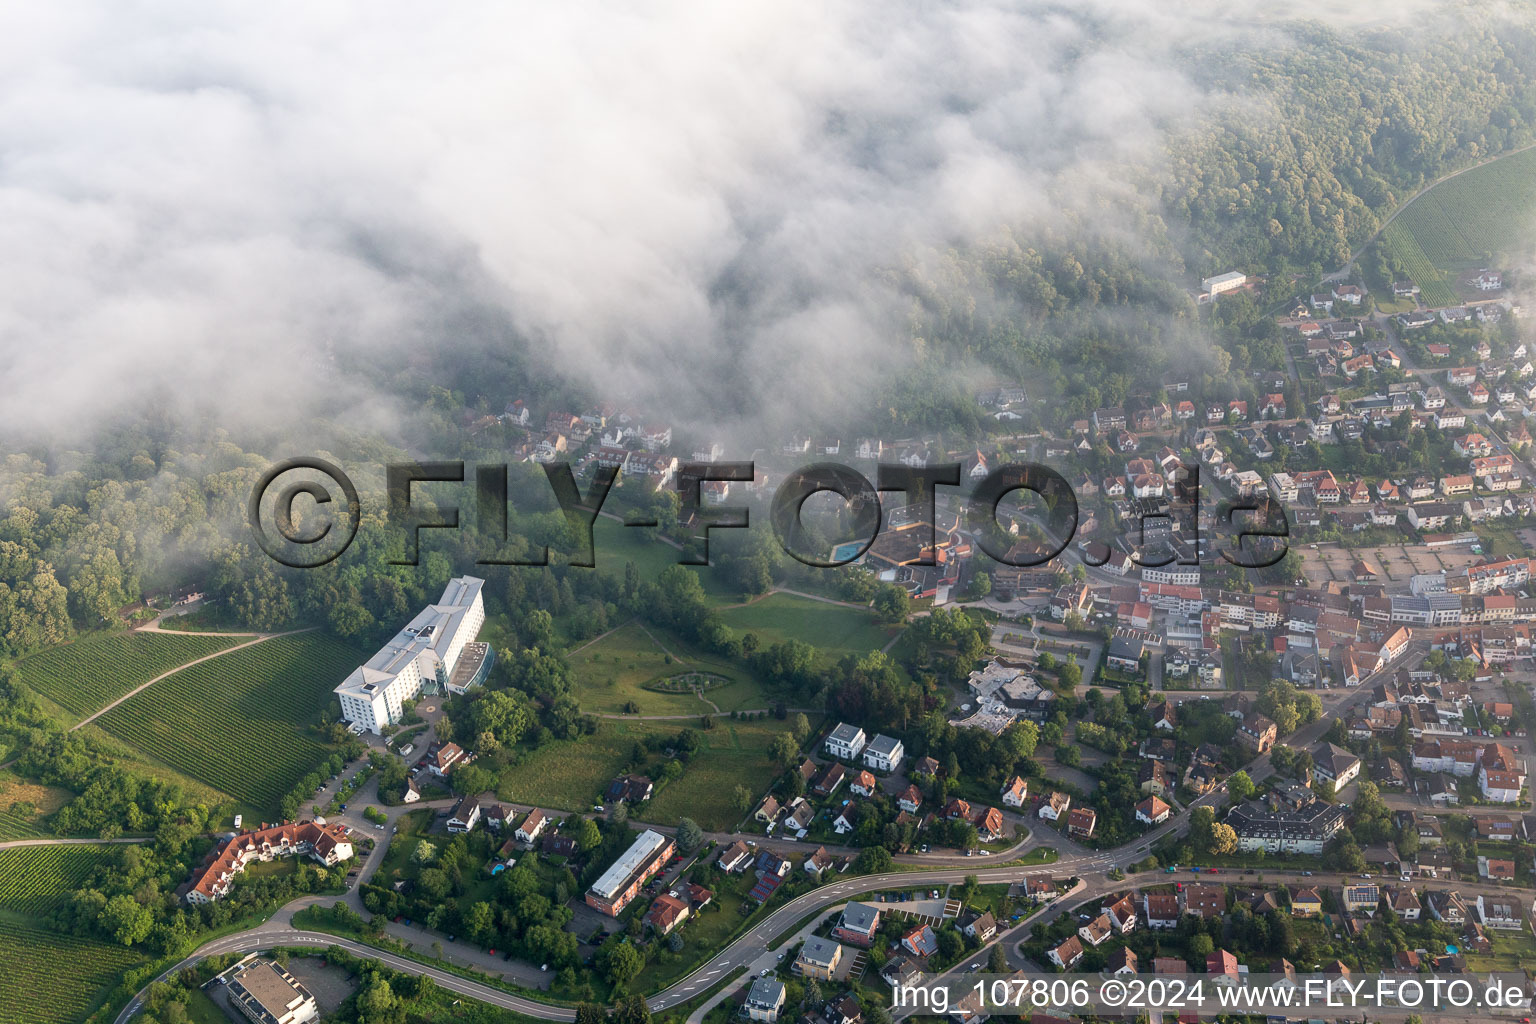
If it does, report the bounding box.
[108,638,1530,1024]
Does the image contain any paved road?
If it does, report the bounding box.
[114,640,1515,1024]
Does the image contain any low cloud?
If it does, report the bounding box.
[0,0,1459,447]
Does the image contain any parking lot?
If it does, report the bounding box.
[1298,542,1483,584]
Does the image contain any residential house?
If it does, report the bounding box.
[833,903,882,947]
[795,937,843,980]
[746,978,787,1023]
[863,734,905,773]
[825,723,868,761]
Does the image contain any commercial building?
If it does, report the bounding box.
[1201,272,1247,300]
[226,959,319,1024]
[335,576,489,733]
[585,829,674,916]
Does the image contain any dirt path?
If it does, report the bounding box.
[1327,139,1536,280]
[566,619,633,656]
[133,600,259,635]
[717,585,871,611]
[0,835,150,850]
[70,627,317,732]
[634,623,686,662]
[592,705,821,721]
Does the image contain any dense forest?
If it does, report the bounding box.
[3,15,1536,656]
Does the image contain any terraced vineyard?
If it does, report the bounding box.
[0,844,148,1023]
[12,631,244,722]
[93,632,363,812]
[1379,220,1460,307]
[1418,146,1536,261]
[1395,190,1480,266]
[1376,146,1536,304]
[0,844,109,915]
[0,922,146,1024]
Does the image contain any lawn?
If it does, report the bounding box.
[717,592,896,657]
[497,716,811,830]
[182,987,235,1024]
[569,623,769,716]
[92,631,366,814]
[10,630,244,723]
[1465,929,1536,972]
[590,515,740,599]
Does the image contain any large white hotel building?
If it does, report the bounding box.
[334,575,491,733]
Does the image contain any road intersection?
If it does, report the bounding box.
[110,638,1526,1024]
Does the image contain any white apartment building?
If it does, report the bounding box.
[335,576,488,733]
[825,723,868,761]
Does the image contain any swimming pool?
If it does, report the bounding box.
[831,541,867,562]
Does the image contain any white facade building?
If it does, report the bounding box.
[335,576,487,733]
[825,723,868,761]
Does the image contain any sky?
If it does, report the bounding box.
[0,1,1453,448]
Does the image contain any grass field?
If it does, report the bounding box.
[93,632,364,813]
[717,592,896,657]
[496,716,808,829]
[0,771,72,839]
[588,514,747,599]
[11,631,245,723]
[569,623,769,715]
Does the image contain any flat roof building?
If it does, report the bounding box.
[586,829,675,916]
[335,576,487,733]
[227,959,319,1024]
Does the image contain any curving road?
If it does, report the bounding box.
[110,638,1508,1024]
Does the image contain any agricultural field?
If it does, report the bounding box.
[0,921,147,1024]
[11,631,244,723]
[0,843,110,915]
[0,771,72,839]
[92,632,364,814]
[496,715,809,830]
[569,623,769,715]
[1378,220,1460,307]
[1376,147,1536,304]
[0,843,148,1023]
[717,591,897,657]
